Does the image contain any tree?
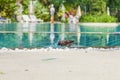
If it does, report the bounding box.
[0,0,16,19]
[87,0,106,15]
[106,0,120,21]
[107,0,120,9]
[0,0,118,22]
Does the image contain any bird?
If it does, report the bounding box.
[58,40,74,46]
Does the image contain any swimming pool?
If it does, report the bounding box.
[0,22,120,48]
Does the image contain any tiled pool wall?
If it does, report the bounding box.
[0,22,120,48]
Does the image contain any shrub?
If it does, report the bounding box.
[80,14,117,22]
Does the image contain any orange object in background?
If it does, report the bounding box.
[51,16,54,24]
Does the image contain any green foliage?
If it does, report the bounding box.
[80,14,117,22]
[107,0,120,8]
[87,0,106,15]
[39,0,63,7]
[0,0,16,20]
[57,5,64,18]
[34,2,50,21]
[21,0,29,14]
[1,0,120,22]
[57,4,66,22]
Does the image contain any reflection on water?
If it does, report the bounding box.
[50,24,55,45]
[0,23,120,48]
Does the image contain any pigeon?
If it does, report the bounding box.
[58,40,74,46]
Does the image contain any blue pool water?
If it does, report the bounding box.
[0,22,120,48]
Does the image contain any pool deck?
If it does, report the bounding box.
[0,48,120,80]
